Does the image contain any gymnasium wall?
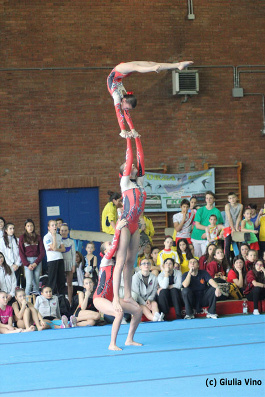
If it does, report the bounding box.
[1,1,264,233]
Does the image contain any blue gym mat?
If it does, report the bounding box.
[1,315,264,397]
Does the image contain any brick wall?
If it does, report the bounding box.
[0,1,264,235]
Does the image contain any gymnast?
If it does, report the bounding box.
[93,218,142,351]
[107,60,193,135]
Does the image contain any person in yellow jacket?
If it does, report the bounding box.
[139,212,155,244]
[101,191,122,234]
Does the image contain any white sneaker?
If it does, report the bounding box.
[253,309,260,315]
[153,312,160,322]
[184,314,195,319]
[206,313,218,319]
[158,312,165,322]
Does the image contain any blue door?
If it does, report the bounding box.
[39,187,100,270]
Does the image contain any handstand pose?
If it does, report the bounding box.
[93,218,142,351]
[112,132,146,312]
[107,60,193,134]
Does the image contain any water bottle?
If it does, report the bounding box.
[242,299,248,314]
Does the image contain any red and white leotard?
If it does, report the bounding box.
[93,228,121,302]
[107,65,134,131]
[120,137,146,235]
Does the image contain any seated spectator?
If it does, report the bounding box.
[157,258,182,320]
[12,288,47,331]
[0,223,22,286]
[19,219,45,296]
[137,242,152,267]
[84,242,98,284]
[199,243,216,271]
[176,238,194,274]
[150,246,160,276]
[227,257,246,293]
[0,217,6,239]
[239,243,250,265]
[157,236,179,269]
[191,191,223,258]
[245,249,258,272]
[60,223,76,304]
[43,220,66,295]
[35,285,76,329]
[173,199,195,253]
[0,252,16,304]
[101,191,122,235]
[182,258,222,319]
[139,212,155,245]
[206,247,228,280]
[74,277,100,326]
[72,251,85,287]
[0,291,24,333]
[132,258,163,322]
[244,260,265,315]
[241,207,259,251]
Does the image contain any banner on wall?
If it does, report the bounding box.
[144,168,215,212]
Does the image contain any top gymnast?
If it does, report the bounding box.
[107,60,193,312]
[107,60,193,136]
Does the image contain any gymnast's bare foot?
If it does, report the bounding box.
[125,339,143,346]
[123,297,139,308]
[177,61,194,70]
[112,298,123,313]
[109,343,122,351]
[25,325,36,332]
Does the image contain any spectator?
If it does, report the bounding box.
[137,242,152,267]
[139,212,155,245]
[245,249,258,272]
[244,260,265,315]
[132,258,163,322]
[0,252,16,304]
[43,220,66,295]
[247,203,259,230]
[201,214,224,254]
[0,217,6,238]
[182,258,222,319]
[72,251,85,287]
[74,277,100,326]
[19,219,45,296]
[157,258,182,320]
[176,238,194,274]
[0,291,24,333]
[206,247,228,280]
[60,223,76,304]
[173,199,195,252]
[191,191,223,258]
[227,257,246,293]
[241,208,259,251]
[239,243,250,265]
[101,191,122,235]
[199,243,216,271]
[255,206,265,256]
[84,242,98,284]
[56,218,64,234]
[150,246,160,276]
[157,236,179,269]
[0,223,22,286]
[223,192,243,266]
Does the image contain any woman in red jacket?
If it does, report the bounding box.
[244,260,265,315]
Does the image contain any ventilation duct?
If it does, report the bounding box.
[172,70,199,95]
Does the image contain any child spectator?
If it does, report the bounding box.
[101,191,122,235]
[0,252,16,303]
[199,243,216,271]
[157,236,179,269]
[35,285,76,329]
[0,291,24,333]
[201,214,224,254]
[173,199,195,251]
[0,223,22,286]
[43,220,66,295]
[12,288,47,331]
[223,192,243,266]
[56,218,64,234]
[60,223,75,304]
[132,258,163,322]
[206,247,228,280]
[182,258,222,319]
[241,208,259,251]
[157,258,182,320]
[150,246,160,276]
[244,260,265,315]
[191,191,224,258]
[139,212,155,245]
[176,238,194,274]
[19,219,45,296]
[72,251,85,287]
[84,242,98,284]
[255,205,265,255]
[239,243,250,265]
[245,249,258,272]
[137,242,152,267]
[74,277,100,326]
[227,257,246,293]
[0,217,6,238]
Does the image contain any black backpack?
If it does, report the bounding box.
[58,294,71,319]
